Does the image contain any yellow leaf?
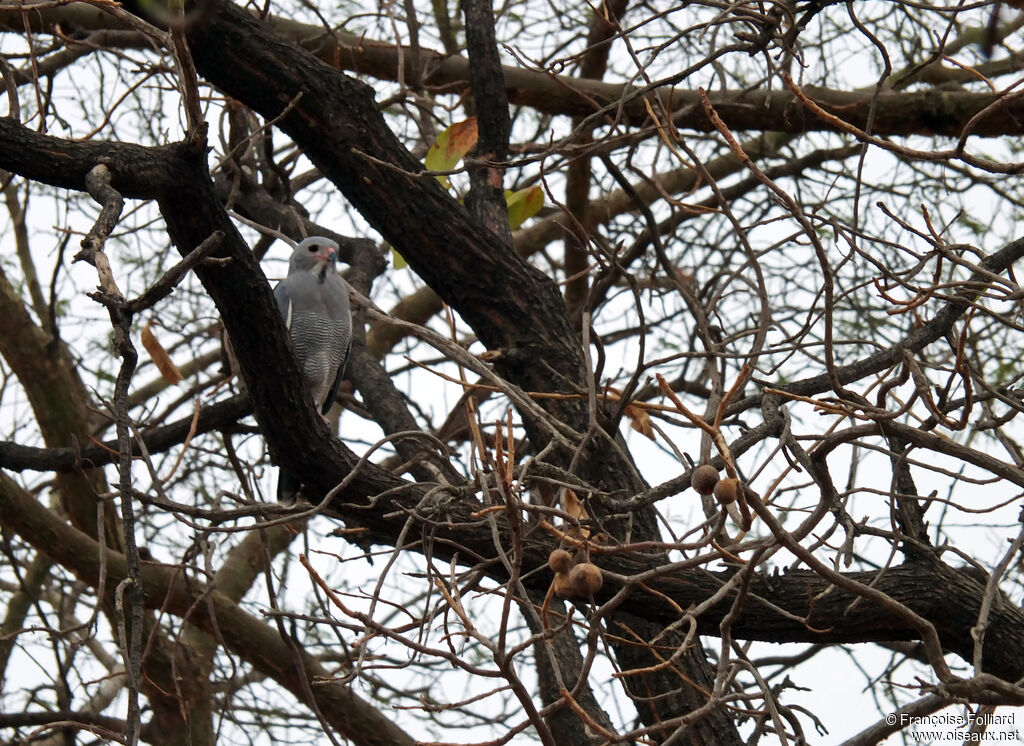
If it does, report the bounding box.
[505,186,544,229]
[141,321,183,385]
[424,118,478,188]
[391,246,408,269]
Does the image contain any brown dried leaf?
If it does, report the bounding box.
[562,488,590,538]
[141,321,183,385]
[625,403,656,441]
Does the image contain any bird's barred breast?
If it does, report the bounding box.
[290,312,349,407]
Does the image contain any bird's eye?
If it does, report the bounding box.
[307,244,319,253]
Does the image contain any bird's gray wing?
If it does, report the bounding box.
[273,281,292,328]
[317,272,352,414]
[276,277,333,405]
[274,279,304,504]
[321,335,351,415]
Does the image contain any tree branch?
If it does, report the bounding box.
[4,6,1024,136]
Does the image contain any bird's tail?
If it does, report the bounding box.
[277,468,303,505]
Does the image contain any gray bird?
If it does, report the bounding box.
[273,236,352,504]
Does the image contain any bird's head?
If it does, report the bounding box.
[290,236,340,273]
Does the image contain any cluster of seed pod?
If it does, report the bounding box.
[548,548,603,598]
[690,463,741,505]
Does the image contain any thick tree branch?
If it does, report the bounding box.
[460,0,513,244]
[4,6,1024,136]
[3,459,1023,693]
[0,394,249,473]
[562,0,629,325]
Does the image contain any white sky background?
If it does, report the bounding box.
[2,0,1024,744]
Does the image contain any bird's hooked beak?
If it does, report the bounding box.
[312,247,337,283]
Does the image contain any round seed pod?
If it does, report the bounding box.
[548,548,573,574]
[552,571,575,598]
[691,464,720,496]
[713,477,740,505]
[569,562,603,596]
